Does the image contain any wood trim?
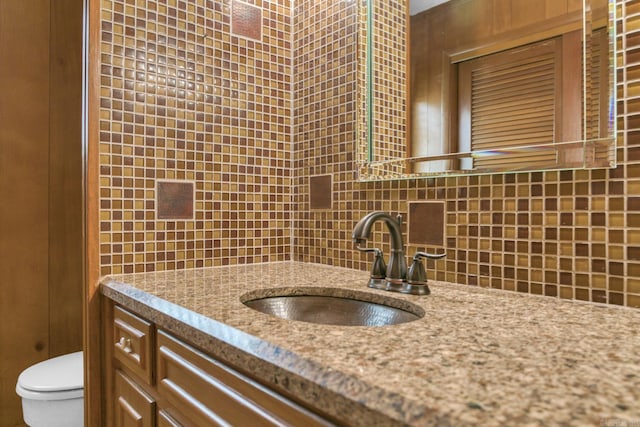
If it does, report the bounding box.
[84,0,103,425]
[405,0,412,165]
[560,29,583,142]
[592,28,611,139]
[449,10,582,64]
[444,57,459,170]
[102,298,115,427]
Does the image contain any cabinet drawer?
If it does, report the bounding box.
[158,410,182,427]
[157,330,333,427]
[114,369,155,427]
[113,305,154,384]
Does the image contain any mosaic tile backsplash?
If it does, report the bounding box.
[293,0,640,309]
[100,0,640,308]
[99,0,292,274]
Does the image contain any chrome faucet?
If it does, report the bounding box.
[352,211,446,295]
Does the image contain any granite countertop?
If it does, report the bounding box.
[101,262,640,426]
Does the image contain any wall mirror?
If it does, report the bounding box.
[357,0,618,181]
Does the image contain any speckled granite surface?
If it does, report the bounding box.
[101,262,640,426]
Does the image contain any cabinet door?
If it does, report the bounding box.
[156,330,333,427]
[114,369,156,427]
[157,410,182,427]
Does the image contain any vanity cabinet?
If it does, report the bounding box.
[103,300,335,427]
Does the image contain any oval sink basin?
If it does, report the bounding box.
[242,289,423,327]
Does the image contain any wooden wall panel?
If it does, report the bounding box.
[0,1,51,425]
[86,0,105,424]
[0,0,84,424]
[49,0,84,358]
[410,0,584,161]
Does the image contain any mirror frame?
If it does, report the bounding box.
[357,0,619,181]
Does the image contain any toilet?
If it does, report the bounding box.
[15,351,84,427]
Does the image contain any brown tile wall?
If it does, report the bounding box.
[98,0,640,309]
[369,0,407,165]
[99,0,292,275]
[293,0,358,262]
[293,0,640,309]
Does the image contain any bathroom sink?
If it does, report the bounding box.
[242,289,423,327]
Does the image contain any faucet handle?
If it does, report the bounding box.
[413,251,447,261]
[402,251,446,296]
[356,245,379,254]
[356,246,387,279]
[407,251,446,282]
[356,246,387,289]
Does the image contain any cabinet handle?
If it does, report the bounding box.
[118,337,133,353]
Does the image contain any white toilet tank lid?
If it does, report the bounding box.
[17,351,83,394]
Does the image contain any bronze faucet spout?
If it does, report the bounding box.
[352,211,408,286]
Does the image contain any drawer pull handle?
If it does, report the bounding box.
[118,337,133,354]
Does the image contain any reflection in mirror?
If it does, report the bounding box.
[358,0,617,181]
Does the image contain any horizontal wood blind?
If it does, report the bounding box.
[459,39,562,170]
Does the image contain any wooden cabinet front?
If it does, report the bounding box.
[156,330,332,427]
[104,301,335,427]
[157,410,182,427]
[114,369,156,427]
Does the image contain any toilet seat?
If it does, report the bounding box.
[16,351,83,401]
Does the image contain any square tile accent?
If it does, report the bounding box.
[408,201,445,246]
[232,0,262,40]
[157,181,194,220]
[309,175,332,210]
